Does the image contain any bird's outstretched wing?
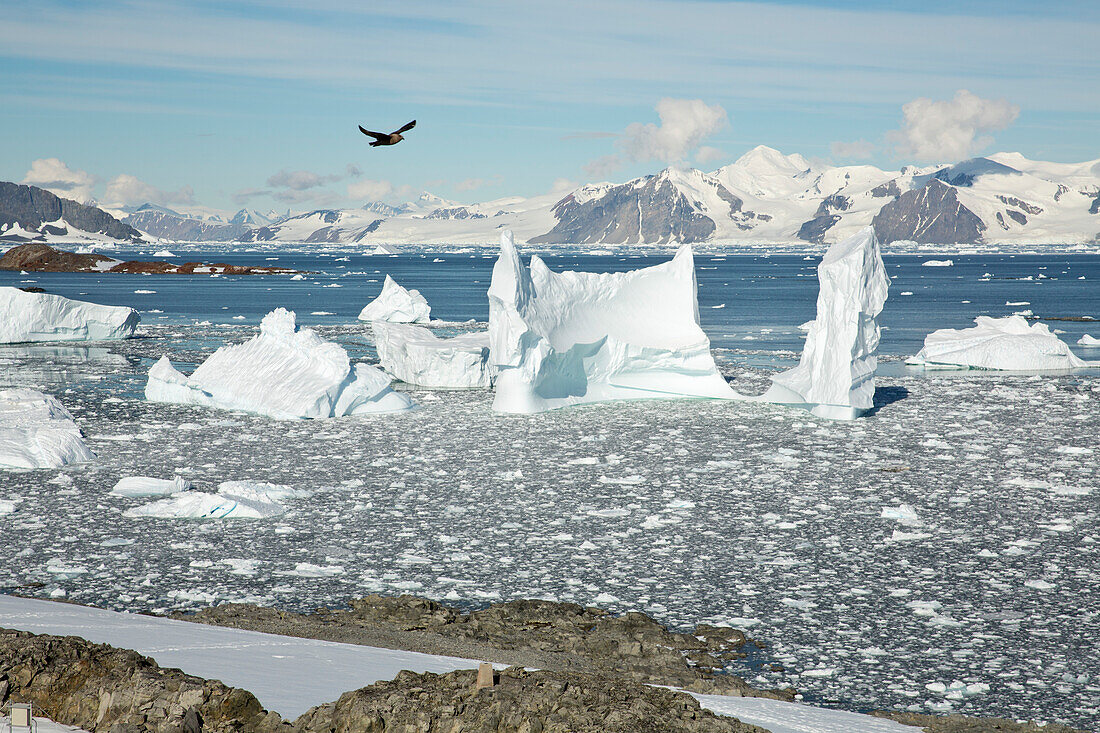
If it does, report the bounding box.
[358,125,387,140]
[393,119,416,134]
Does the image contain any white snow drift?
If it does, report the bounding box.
[357,275,431,323]
[487,230,736,413]
[0,388,95,469]
[145,308,414,419]
[0,286,138,344]
[907,316,1093,371]
[761,227,890,420]
[373,322,494,389]
[123,481,306,519]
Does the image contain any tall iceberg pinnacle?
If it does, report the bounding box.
[488,230,736,413]
[762,226,889,420]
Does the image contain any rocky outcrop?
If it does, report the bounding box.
[796,193,852,243]
[532,172,719,245]
[179,596,790,699]
[872,179,986,244]
[0,183,143,242]
[875,711,1086,733]
[295,667,767,733]
[0,628,287,733]
[0,243,302,275]
[425,207,487,220]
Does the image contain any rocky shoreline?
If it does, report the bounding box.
[0,243,302,275]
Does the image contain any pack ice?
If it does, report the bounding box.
[374,322,494,389]
[145,308,415,419]
[0,286,138,344]
[907,316,1093,370]
[357,275,431,323]
[761,227,889,420]
[0,388,95,469]
[488,230,736,413]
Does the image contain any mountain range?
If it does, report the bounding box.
[2,147,1098,248]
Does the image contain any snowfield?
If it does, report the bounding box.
[0,321,1096,728]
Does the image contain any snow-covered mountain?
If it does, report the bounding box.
[0,182,144,244]
[15,147,1096,248]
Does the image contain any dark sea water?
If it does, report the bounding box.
[3,250,1098,362]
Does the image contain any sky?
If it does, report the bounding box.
[2,0,1098,214]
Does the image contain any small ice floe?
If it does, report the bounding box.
[1024,579,1056,590]
[880,504,921,525]
[110,476,191,497]
[1006,301,1030,306]
[899,291,913,296]
[133,290,156,294]
[1079,334,1100,346]
[887,529,931,542]
[291,274,305,281]
[0,499,16,515]
[586,508,631,518]
[922,259,954,267]
[123,481,304,519]
[290,562,345,577]
[925,681,990,699]
[153,250,177,257]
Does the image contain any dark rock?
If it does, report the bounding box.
[0,628,288,733]
[996,195,1043,215]
[872,179,986,244]
[1089,192,1100,215]
[294,666,768,733]
[0,243,302,275]
[0,182,142,242]
[796,193,850,243]
[874,711,1087,733]
[871,180,901,198]
[425,207,487,220]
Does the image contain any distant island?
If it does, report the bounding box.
[0,243,303,275]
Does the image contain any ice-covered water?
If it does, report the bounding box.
[1,252,1098,728]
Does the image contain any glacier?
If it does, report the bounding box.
[907,315,1093,371]
[488,230,737,413]
[0,388,95,469]
[145,308,414,419]
[0,286,138,344]
[760,227,890,420]
[374,322,494,389]
[357,275,431,323]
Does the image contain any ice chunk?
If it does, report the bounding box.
[123,481,300,519]
[1079,333,1100,346]
[152,250,177,257]
[487,230,737,413]
[0,388,95,469]
[110,476,191,497]
[145,308,415,419]
[907,316,1093,371]
[374,322,493,389]
[0,286,138,344]
[922,259,954,267]
[762,227,889,420]
[357,275,430,323]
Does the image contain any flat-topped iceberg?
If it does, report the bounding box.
[0,286,138,343]
[908,316,1092,370]
[488,230,735,413]
[146,307,414,419]
[0,388,95,469]
[761,227,890,420]
[374,322,494,389]
[110,476,191,497]
[358,275,431,323]
[123,481,305,519]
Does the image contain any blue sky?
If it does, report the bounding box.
[2,0,1097,212]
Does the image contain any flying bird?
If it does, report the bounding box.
[359,120,416,147]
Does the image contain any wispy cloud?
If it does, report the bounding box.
[888,89,1019,162]
[266,169,343,190]
[103,174,195,207]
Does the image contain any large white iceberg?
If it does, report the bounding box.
[761,227,889,420]
[123,481,304,519]
[357,275,431,323]
[487,231,736,413]
[0,286,138,344]
[373,322,494,389]
[907,316,1093,371]
[0,388,95,469]
[146,308,415,419]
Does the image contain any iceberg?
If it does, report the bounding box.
[357,275,430,323]
[373,322,494,389]
[0,388,95,469]
[761,227,889,420]
[0,286,138,344]
[1079,333,1099,346]
[907,316,1092,371]
[145,308,415,419]
[123,481,304,519]
[110,476,191,497]
[487,230,736,413]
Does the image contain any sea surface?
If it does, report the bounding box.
[1,249,1098,727]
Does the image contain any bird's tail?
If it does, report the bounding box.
[369,141,383,147]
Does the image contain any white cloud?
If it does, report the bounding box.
[582,154,622,179]
[267,169,340,190]
[619,98,727,165]
[830,139,876,160]
[103,173,194,207]
[550,177,578,193]
[694,146,725,165]
[889,89,1019,162]
[22,158,97,203]
[346,179,414,202]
